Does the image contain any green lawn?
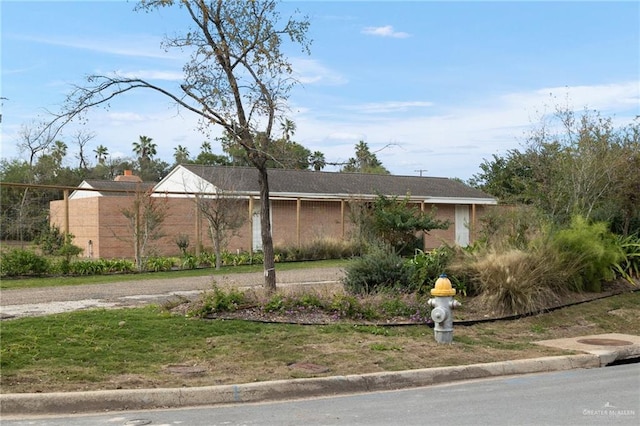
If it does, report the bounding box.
[0,259,348,290]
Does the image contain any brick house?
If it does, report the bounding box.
[50,165,497,259]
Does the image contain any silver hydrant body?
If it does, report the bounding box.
[427,274,461,344]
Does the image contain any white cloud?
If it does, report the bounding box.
[16,34,179,60]
[292,80,640,179]
[291,58,348,86]
[362,25,410,39]
[344,101,434,114]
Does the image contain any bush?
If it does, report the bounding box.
[461,248,574,315]
[0,249,50,277]
[275,238,362,262]
[193,285,248,316]
[612,234,640,282]
[406,246,464,294]
[550,216,623,292]
[342,246,412,295]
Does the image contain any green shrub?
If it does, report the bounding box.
[0,249,50,277]
[36,224,66,255]
[275,238,362,262]
[329,294,378,320]
[67,259,105,276]
[193,285,248,316]
[551,216,623,292]
[145,256,176,272]
[102,258,136,273]
[406,246,464,294]
[342,246,412,295]
[612,234,640,282]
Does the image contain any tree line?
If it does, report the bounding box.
[468,107,640,236]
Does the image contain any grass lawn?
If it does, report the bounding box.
[1,291,638,394]
[0,259,348,290]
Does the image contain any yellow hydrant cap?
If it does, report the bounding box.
[430,274,456,297]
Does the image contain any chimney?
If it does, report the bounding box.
[114,170,143,182]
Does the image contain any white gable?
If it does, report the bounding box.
[153,165,218,197]
[69,181,103,200]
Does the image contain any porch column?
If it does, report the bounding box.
[340,199,345,239]
[471,203,477,244]
[248,196,254,256]
[63,189,69,235]
[194,200,201,257]
[296,198,301,247]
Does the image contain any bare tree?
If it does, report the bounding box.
[71,130,96,170]
[121,186,168,271]
[192,175,247,270]
[46,0,311,292]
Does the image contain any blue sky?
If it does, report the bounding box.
[1,0,639,180]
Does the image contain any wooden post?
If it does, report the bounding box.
[63,189,69,235]
[194,200,201,258]
[296,198,301,247]
[248,196,254,256]
[341,199,345,239]
[421,200,427,251]
[471,203,477,244]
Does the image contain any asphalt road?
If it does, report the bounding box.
[3,363,638,426]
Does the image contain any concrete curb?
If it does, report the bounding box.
[0,354,600,416]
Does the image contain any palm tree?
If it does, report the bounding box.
[309,151,326,171]
[132,135,157,161]
[200,141,212,153]
[280,118,296,142]
[173,145,191,164]
[94,145,109,165]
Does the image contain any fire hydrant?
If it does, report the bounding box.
[427,274,461,344]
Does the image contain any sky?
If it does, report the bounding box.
[1,0,639,180]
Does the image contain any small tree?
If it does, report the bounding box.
[197,195,246,269]
[121,187,168,271]
[191,171,247,269]
[350,194,449,254]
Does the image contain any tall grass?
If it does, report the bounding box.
[459,247,578,315]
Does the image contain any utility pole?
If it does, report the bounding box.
[415,169,428,177]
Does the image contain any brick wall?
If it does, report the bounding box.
[52,195,493,259]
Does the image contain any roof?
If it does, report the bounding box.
[176,165,496,204]
[70,180,156,199]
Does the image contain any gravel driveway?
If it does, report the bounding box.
[0,267,344,320]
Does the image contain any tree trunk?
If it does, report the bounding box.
[214,229,222,270]
[257,166,276,292]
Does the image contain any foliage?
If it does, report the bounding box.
[145,256,177,272]
[175,233,190,255]
[274,238,362,262]
[341,141,389,174]
[612,234,640,282]
[220,130,313,170]
[192,285,249,317]
[0,249,50,277]
[470,109,640,235]
[476,204,547,250]
[349,194,449,255]
[459,248,574,315]
[36,224,66,255]
[550,216,624,292]
[406,246,465,295]
[342,245,413,295]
